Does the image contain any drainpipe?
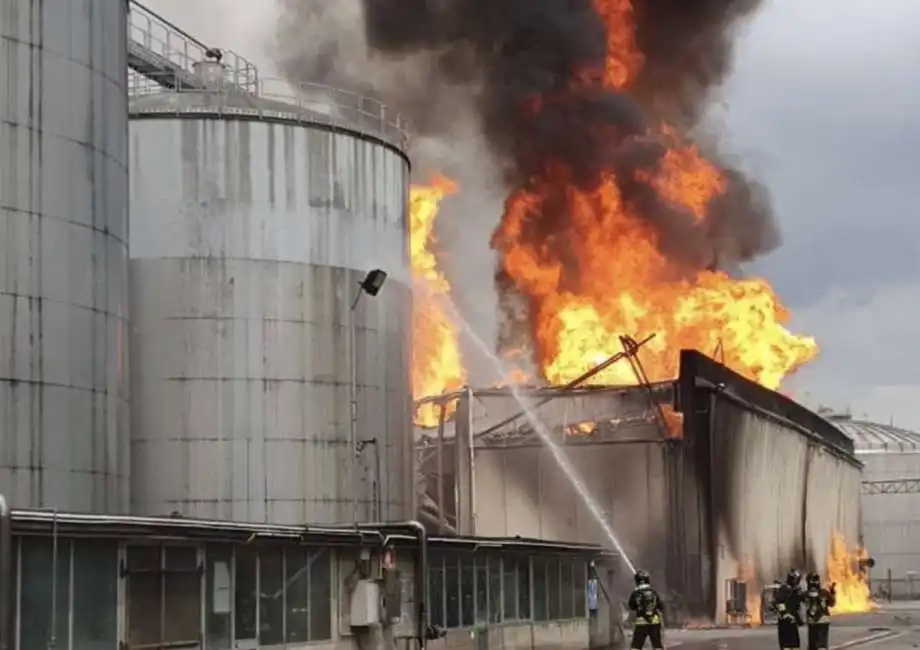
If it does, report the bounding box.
[0,495,11,650]
[404,520,428,650]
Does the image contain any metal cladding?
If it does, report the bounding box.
[127,86,413,525]
[418,350,862,623]
[0,0,130,511]
[834,416,920,598]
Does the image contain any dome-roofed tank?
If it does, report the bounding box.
[128,72,413,525]
[830,413,920,599]
[0,0,129,511]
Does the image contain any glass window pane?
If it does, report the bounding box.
[206,545,234,650]
[127,545,159,571]
[428,553,445,628]
[475,557,488,624]
[259,549,285,646]
[21,538,70,650]
[518,557,531,619]
[165,546,198,571]
[164,567,201,643]
[285,549,310,643]
[309,550,332,641]
[128,571,162,645]
[547,558,561,619]
[488,556,501,623]
[560,560,573,618]
[574,561,586,617]
[532,558,547,621]
[444,554,460,628]
[502,556,517,620]
[460,555,474,627]
[235,548,258,641]
[72,539,118,650]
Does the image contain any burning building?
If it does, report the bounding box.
[415,349,862,625]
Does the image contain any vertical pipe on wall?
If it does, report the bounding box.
[349,286,362,526]
[466,387,477,535]
[707,393,719,621]
[50,510,59,649]
[437,401,447,531]
[0,496,10,650]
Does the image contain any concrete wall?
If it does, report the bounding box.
[709,398,861,623]
[471,439,667,589]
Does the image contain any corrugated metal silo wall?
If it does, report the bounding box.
[860,452,920,596]
[473,440,669,578]
[0,0,130,511]
[708,398,861,620]
[128,116,412,524]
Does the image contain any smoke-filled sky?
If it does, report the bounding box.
[144,0,920,430]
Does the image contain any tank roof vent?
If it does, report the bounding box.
[192,60,227,89]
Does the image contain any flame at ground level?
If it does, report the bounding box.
[410,177,466,426]
[828,532,875,614]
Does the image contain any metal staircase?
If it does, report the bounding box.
[126,0,259,94]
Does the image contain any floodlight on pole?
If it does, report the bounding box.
[349,269,387,525]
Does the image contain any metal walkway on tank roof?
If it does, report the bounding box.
[126,0,259,93]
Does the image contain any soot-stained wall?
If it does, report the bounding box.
[677,351,862,624]
[451,352,861,624]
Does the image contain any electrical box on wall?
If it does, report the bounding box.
[350,580,381,627]
[382,568,402,622]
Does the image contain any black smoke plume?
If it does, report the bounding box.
[354,0,775,269]
[274,0,776,372]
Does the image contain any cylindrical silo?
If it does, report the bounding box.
[0,0,130,511]
[128,76,414,525]
[831,415,920,599]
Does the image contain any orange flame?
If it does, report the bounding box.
[827,532,875,614]
[410,177,467,426]
[488,0,818,389]
[409,0,818,404]
[738,557,763,626]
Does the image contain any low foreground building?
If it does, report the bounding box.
[1,508,615,650]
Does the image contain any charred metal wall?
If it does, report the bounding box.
[439,353,861,623]
[676,351,861,624]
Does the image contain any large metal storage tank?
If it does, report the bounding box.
[128,72,413,525]
[0,0,130,511]
[831,414,920,599]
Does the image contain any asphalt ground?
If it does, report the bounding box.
[627,604,920,650]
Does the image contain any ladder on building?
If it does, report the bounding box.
[126,0,259,94]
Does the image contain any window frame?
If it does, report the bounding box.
[426,550,601,629]
[123,543,203,648]
[229,544,333,648]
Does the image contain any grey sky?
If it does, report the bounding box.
[722,0,920,428]
[144,0,920,428]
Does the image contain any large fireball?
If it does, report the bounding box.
[407,0,817,412]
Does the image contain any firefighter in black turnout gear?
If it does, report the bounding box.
[771,569,805,650]
[628,570,664,650]
[803,572,836,650]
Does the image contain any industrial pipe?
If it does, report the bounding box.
[340,521,429,648]
[0,495,11,650]
[403,520,428,650]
